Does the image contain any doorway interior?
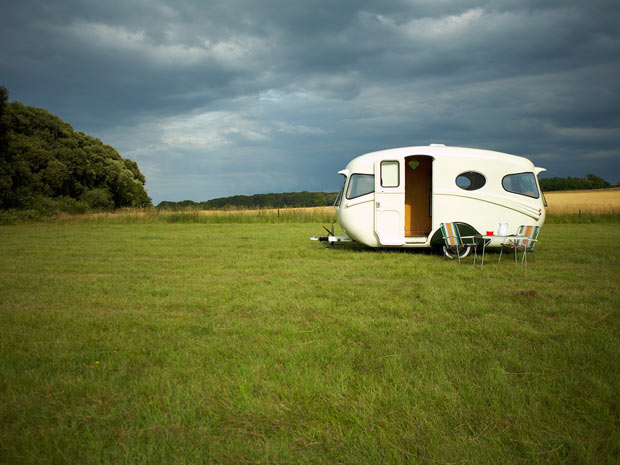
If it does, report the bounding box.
[404,155,433,237]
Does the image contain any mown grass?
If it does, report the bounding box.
[1,222,619,464]
[545,211,620,224]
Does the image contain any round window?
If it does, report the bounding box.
[456,172,486,191]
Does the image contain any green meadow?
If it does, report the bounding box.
[1,220,619,464]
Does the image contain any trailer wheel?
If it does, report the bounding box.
[442,245,471,259]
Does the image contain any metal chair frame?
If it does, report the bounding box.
[498,225,540,268]
[440,222,478,264]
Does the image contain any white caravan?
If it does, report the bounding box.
[315,144,546,256]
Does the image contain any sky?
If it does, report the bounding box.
[1,0,619,204]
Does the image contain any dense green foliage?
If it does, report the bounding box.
[157,191,338,210]
[0,86,151,213]
[539,173,611,191]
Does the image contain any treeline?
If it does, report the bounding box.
[539,174,612,191]
[0,86,151,215]
[158,172,617,211]
[157,191,338,210]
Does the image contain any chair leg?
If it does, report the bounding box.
[498,246,503,263]
[513,247,517,265]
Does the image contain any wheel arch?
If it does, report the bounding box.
[430,222,481,247]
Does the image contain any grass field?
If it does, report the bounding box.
[1,221,619,464]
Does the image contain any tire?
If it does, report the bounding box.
[443,245,471,259]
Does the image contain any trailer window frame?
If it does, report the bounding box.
[455,171,486,191]
[502,172,540,199]
[346,173,375,199]
[380,160,400,188]
[334,174,347,206]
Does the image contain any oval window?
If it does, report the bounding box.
[456,172,486,191]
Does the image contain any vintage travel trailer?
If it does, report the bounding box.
[314,144,546,256]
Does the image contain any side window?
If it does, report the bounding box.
[380,161,399,187]
[538,174,548,206]
[502,172,540,198]
[334,175,347,206]
[456,171,486,191]
[346,174,374,199]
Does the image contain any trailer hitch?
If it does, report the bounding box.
[310,224,352,247]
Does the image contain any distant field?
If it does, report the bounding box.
[54,188,620,225]
[2,189,618,226]
[544,188,620,214]
[60,205,339,224]
[1,221,619,464]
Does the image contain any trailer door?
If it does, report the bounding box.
[374,159,405,246]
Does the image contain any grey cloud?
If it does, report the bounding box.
[1,0,619,203]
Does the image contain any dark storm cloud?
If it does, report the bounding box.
[1,0,619,202]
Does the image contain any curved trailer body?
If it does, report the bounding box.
[319,144,546,250]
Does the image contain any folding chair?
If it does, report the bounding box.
[498,225,540,268]
[440,222,477,264]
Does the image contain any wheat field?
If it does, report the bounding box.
[59,205,339,224]
[54,189,619,224]
[544,188,620,214]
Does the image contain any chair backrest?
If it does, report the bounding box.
[515,225,540,250]
[440,222,462,247]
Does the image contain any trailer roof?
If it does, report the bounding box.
[344,144,536,174]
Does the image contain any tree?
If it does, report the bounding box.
[0,88,152,211]
[539,174,611,191]
[157,191,339,210]
[585,173,610,190]
[82,188,114,211]
[0,85,13,208]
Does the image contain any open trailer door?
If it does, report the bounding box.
[404,155,433,237]
[374,159,405,246]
